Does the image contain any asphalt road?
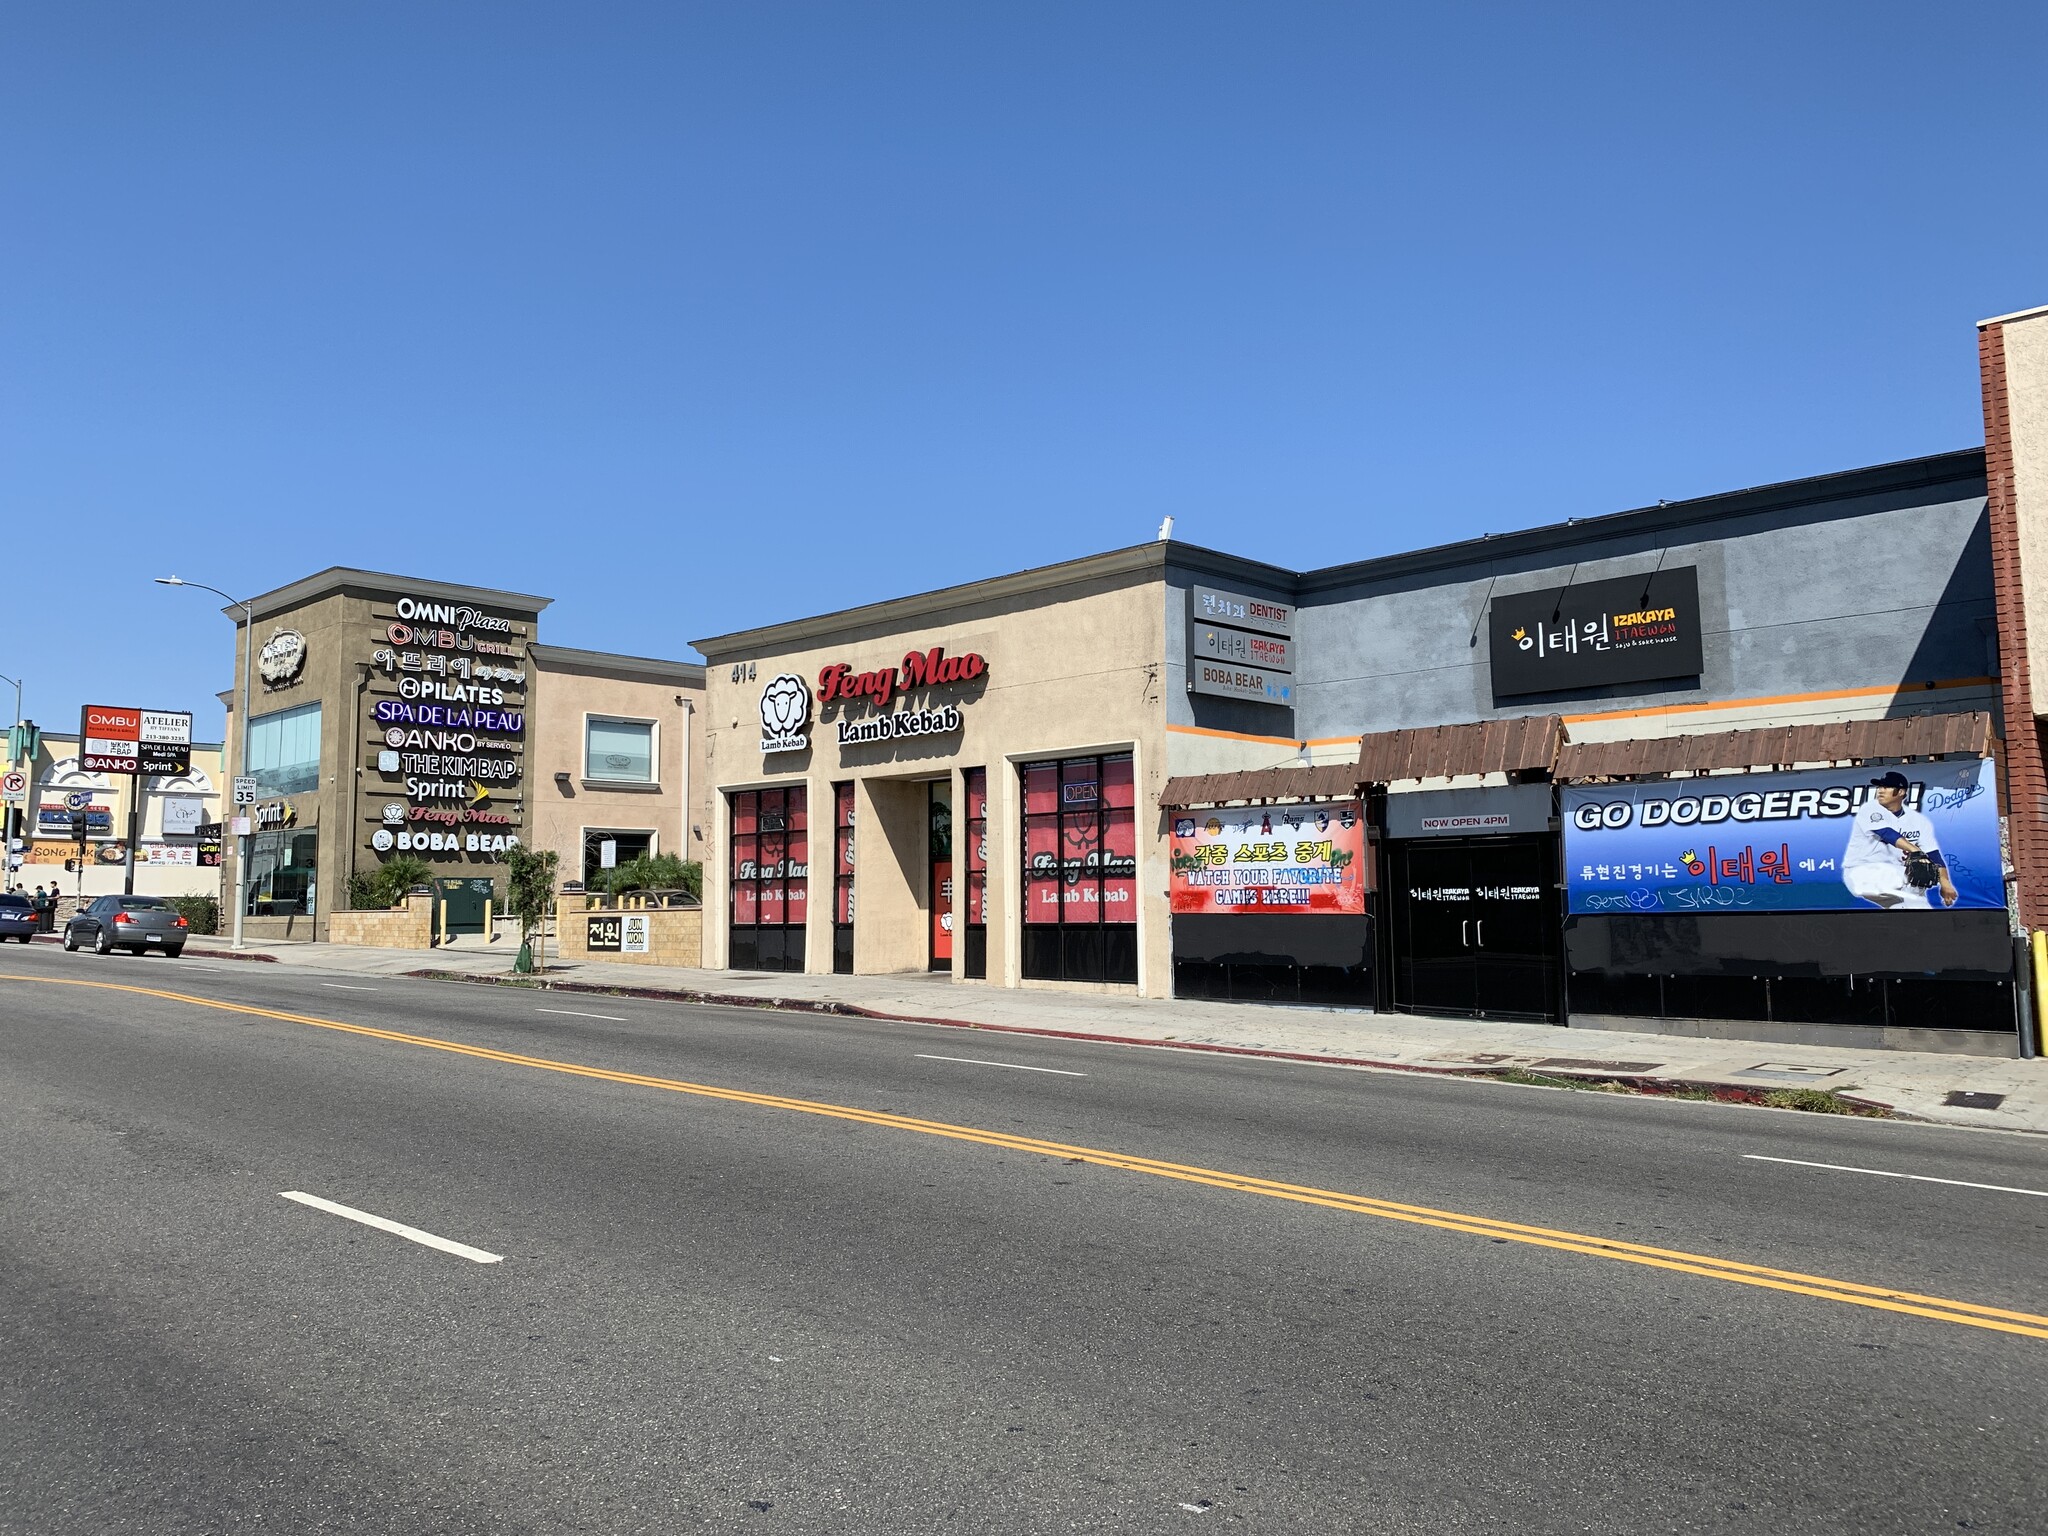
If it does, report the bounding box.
[3,943,2045,1533]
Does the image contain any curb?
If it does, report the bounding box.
[402,968,1902,1119]
[25,932,277,961]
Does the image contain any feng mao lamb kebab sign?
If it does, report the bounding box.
[761,644,990,753]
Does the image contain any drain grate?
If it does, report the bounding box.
[1534,1057,1662,1075]
[1942,1090,2007,1111]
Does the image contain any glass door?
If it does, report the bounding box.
[1466,839,1559,1021]
[929,781,953,972]
[1392,841,1478,1016]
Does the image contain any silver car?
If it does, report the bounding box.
[64,895,189,957]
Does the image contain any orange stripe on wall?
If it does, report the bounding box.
[1559,676,1996,726]
[1167,677,1995,748]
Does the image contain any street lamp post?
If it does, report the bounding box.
[156,577,253,951]
[0,670,22,891]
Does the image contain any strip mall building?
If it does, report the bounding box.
[216,568,708,941]
[695,304,2048,1057]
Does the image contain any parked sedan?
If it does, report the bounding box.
[63,895,189,957]
[0,893,37,943]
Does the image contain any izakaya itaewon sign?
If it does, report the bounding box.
[1170,801,1368,914]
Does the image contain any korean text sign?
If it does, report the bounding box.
[1170,800,1367,915]
[1562,759,2003,914]
[1489,568,1704,699]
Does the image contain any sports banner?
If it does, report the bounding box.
[1563,758,2003,914]
[1169,800,1368,915]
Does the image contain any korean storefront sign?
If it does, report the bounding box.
[1489,567,1704,700]
[1562,758,2003,914]
[1187,585,1296,707]
[1169,800,1368,914]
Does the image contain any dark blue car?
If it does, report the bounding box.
[0,892,38,942]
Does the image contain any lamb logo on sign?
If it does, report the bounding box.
[759,674,812,754]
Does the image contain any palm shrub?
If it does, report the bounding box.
[351,855,434,909]
[603,853,701,900]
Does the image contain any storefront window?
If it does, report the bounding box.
[583,829,653,889]
[832,783,855,974]
[585,718,655,783]
[729,786,807,972]
[247,703,322,797]
[1020,752,1137,983]
[246,828,318,916]
[964,768,987,980]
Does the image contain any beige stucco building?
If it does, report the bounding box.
[528,644,708,888]
[12,733,226,904]
[216,569,704,940]
[697,550,1176,994]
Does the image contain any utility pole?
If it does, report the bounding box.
[155,577,254,949]
[0,672,21,891]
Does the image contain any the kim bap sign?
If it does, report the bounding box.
[1489,567,1705,700]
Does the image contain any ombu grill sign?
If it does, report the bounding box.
[818,645,987,746]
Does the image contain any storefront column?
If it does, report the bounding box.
[805,772,834,975]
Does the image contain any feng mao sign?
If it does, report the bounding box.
[809,644,989,747]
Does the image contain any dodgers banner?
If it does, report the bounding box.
[1563,758,2004,914]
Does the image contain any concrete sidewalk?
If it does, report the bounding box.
[129,933,2048,1134]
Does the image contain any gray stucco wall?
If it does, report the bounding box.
[1164,455,1993,742]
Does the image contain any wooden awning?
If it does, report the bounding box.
[1355,715,1566,784]
[1555,711,1997,781]
[1158,763,1362,809]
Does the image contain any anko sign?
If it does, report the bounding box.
[80,707,191,776]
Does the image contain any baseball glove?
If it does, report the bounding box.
[1902,850,1940,889]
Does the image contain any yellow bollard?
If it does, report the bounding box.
[438,900,448,946]
[483,898,493,942]
[2032,931,2047,1055]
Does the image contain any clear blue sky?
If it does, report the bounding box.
[5,2,2042,740]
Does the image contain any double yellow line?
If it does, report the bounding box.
[10,971,2048,1342]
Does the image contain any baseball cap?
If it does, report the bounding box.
[1868,770,1911,790]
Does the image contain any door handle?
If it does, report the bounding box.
[1476,919,1485,948]
[1461,919,1470,947]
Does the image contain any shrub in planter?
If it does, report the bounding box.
[165,896,219,936]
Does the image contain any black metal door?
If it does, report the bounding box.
[1391,837,1560,1021]
[1467,839,1559,1021]
[1391,841,1478,1016]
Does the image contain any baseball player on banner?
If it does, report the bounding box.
[1841,770,1959,909]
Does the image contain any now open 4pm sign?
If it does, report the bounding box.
[1562,758,2005,915]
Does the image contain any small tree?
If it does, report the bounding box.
[505,844,560,973]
